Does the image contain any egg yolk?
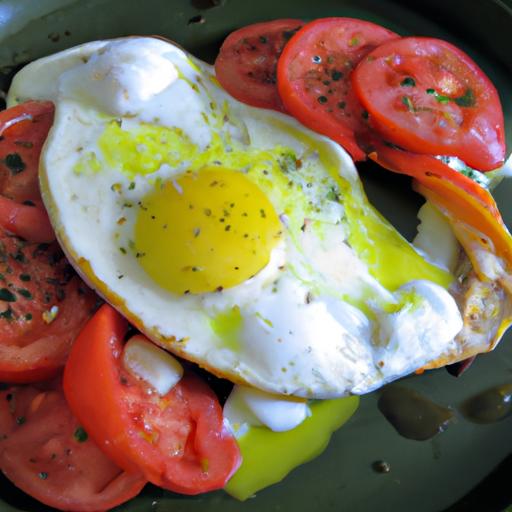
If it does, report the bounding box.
[134,169,282,294]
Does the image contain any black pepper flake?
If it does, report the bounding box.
[19,274,31,282]
[73,426,88,443]
[4,153,26,174]
[215,286,224,292]
[23,200,35,207]
[317,95,328,104]
[259,36,268,44]
[0,288,16,302]
[225,225,231,231]
[338,101,346,109]
[25,313,32,321]
[362,110,369,120]
[16,416,26,425]
[260,209,267,218]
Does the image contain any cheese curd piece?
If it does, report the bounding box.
[123,335,183,395]
[223,385,310,435]
[8,37,464,398]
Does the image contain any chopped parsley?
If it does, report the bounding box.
[73,426,88,443]
[4,153,26,174]
[400,77,416,87]
[0,288,16,302]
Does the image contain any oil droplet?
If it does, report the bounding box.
[378,385,453,441]
[372,460,391,473]
[460,383,512,424]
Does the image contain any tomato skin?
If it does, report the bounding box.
[63,304,241,495]
[0,231,98,384]
[0,384,146,512]
[215,19,303,112]
[277,17,399,161]
[0,101,54,202]
[352,37,505,171]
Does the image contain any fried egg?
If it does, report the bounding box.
[7,37,463,398]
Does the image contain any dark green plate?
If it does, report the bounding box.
[0,0,511,510]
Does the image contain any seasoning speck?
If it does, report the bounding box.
[372,460,391,474]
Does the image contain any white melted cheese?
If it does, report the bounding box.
[223,385,310,436]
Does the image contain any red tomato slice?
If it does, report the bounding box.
[352,37,506,171]
[0,384,146,512]
[63,304,241,495]
[0,231,98,383]
[215,19,303,112]
[277,17,399,160]
[0,101,54,202]
[0,195,54,243]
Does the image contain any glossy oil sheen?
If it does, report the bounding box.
[0,1,511,511]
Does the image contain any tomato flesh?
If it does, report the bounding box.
[0,384,146,512]
[0,101,54,203]
[63,304,241,495]
[215,19,303,112]
[277,17,399,160]
[352,37,506,171]
[0,231,98,383]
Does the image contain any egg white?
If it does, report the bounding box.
[8,37,464,398]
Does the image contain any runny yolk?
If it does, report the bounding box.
[134,168,282,294]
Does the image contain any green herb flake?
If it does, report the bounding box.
[73,426,88,443]
[19,274,31,282]
[0,288,16,302]
[18,289,32,300]
[348,36,360,47]
[4,153,26,175]
[331,70,343,81]
[128,182,136,190]
[401,96,415,112]
[38,472,48,480]
[25,313,33,321]
[326,187,340,202]
[400,77,416,87]
[454,88,475,107]
[0,307,13,320]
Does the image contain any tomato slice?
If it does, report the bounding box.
[352,37,506,171]
[0,101,54,202]
[215,19,303,112]
[0,384,146,511]
[277,17,399,160]
[368,142,512,286]
[63,304,241,495]
[0,195,54,243]
[0,231,98,383]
